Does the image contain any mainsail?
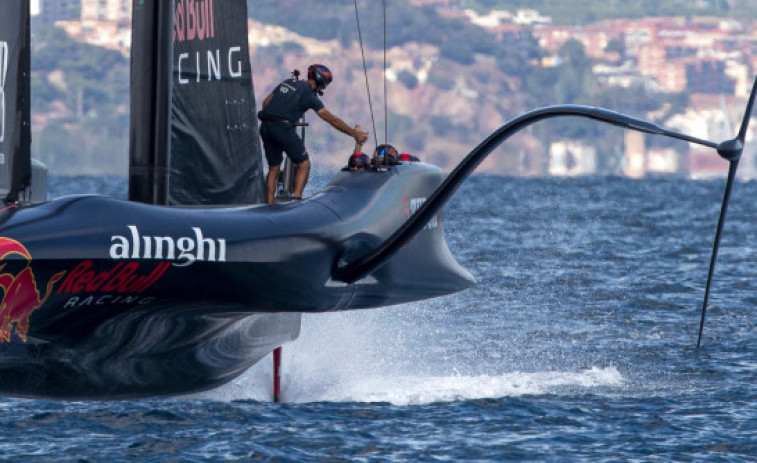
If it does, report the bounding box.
[129,0,264,205]
[0,0,32,203]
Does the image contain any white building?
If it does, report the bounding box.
[549,141,597,176]
[462,9,512,28]
[666,103,757,180]
[513,9,551,26]
[81,0,130,21]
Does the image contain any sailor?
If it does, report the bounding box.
[258,64,369,203]
[348,152,371,170]
[372,144,400,166]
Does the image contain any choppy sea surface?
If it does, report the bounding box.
[8,172,757,461]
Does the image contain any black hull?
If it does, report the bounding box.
[0,310,300,399]
[0,163,473,398]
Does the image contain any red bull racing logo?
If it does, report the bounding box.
[56,260,169,309]
[174,0,216,43]
[0,238,65,343]
[172,0,247,85]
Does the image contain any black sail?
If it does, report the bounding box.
[0,0,31,203]
[129,0,264,205]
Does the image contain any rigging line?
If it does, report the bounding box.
[383,0,388,148]
[354,0,379,149]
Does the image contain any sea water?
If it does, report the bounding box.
[3,172,757,461]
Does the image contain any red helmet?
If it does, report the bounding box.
[308,64,332,90]
[348,152,370,170]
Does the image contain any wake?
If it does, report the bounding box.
[196,310,624,404]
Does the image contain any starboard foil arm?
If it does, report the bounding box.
[334,77,757,349]
[334,106,717,284]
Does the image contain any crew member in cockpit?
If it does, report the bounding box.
[258,64,369,203]
[372,144,400,166]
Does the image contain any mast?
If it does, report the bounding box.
[128,0,265,206]
[0,0,32,204]
[128,1,172,204]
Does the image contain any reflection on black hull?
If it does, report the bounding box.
[0,309,300,399]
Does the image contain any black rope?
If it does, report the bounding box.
[383,0,388,148]
[353,0,379,149]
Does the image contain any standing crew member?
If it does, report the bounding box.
[258,64,369,203]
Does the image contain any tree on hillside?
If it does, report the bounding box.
[457,0,733,24]
[554,39,595,104]
[248,0,499,60]
[30,25,130,174]
[32,26,129,119]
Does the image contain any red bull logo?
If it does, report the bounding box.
[174,0,216,43]
[57,260,169,295]
[0,238,65,343]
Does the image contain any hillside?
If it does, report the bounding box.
[247,11,681,174]
[30,26,130,175]
[28,2,709,176]
[457,0,745,23]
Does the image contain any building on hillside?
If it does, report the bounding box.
[593,61,657,90]
[34,0,80,24]
[624,130,681,178]
[549,141,596,176]
[631,17,747,95]
[54,0,132,55]
[623,131,646,178]
[81,0,130,20]
[56,18,131,55]
[462,9,512,28]
[637,42,736,94]
[410,0,458,6]
[512,9,551,26]
[646,148,679,176]
[534,20,629,62]
[663,99,757,179]
[534,16,752,96]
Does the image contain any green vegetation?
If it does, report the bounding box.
[248,0,705,174]
[397,70,419,89]
[30,24,130,174]
[459,0,738,24]
[25,2,713,175]
[248,0,741,59]
[249,0,502,63]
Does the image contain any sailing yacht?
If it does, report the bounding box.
[0,0,473,399]
[0,0,753,399]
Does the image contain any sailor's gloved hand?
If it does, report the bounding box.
[354,125,369,145]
